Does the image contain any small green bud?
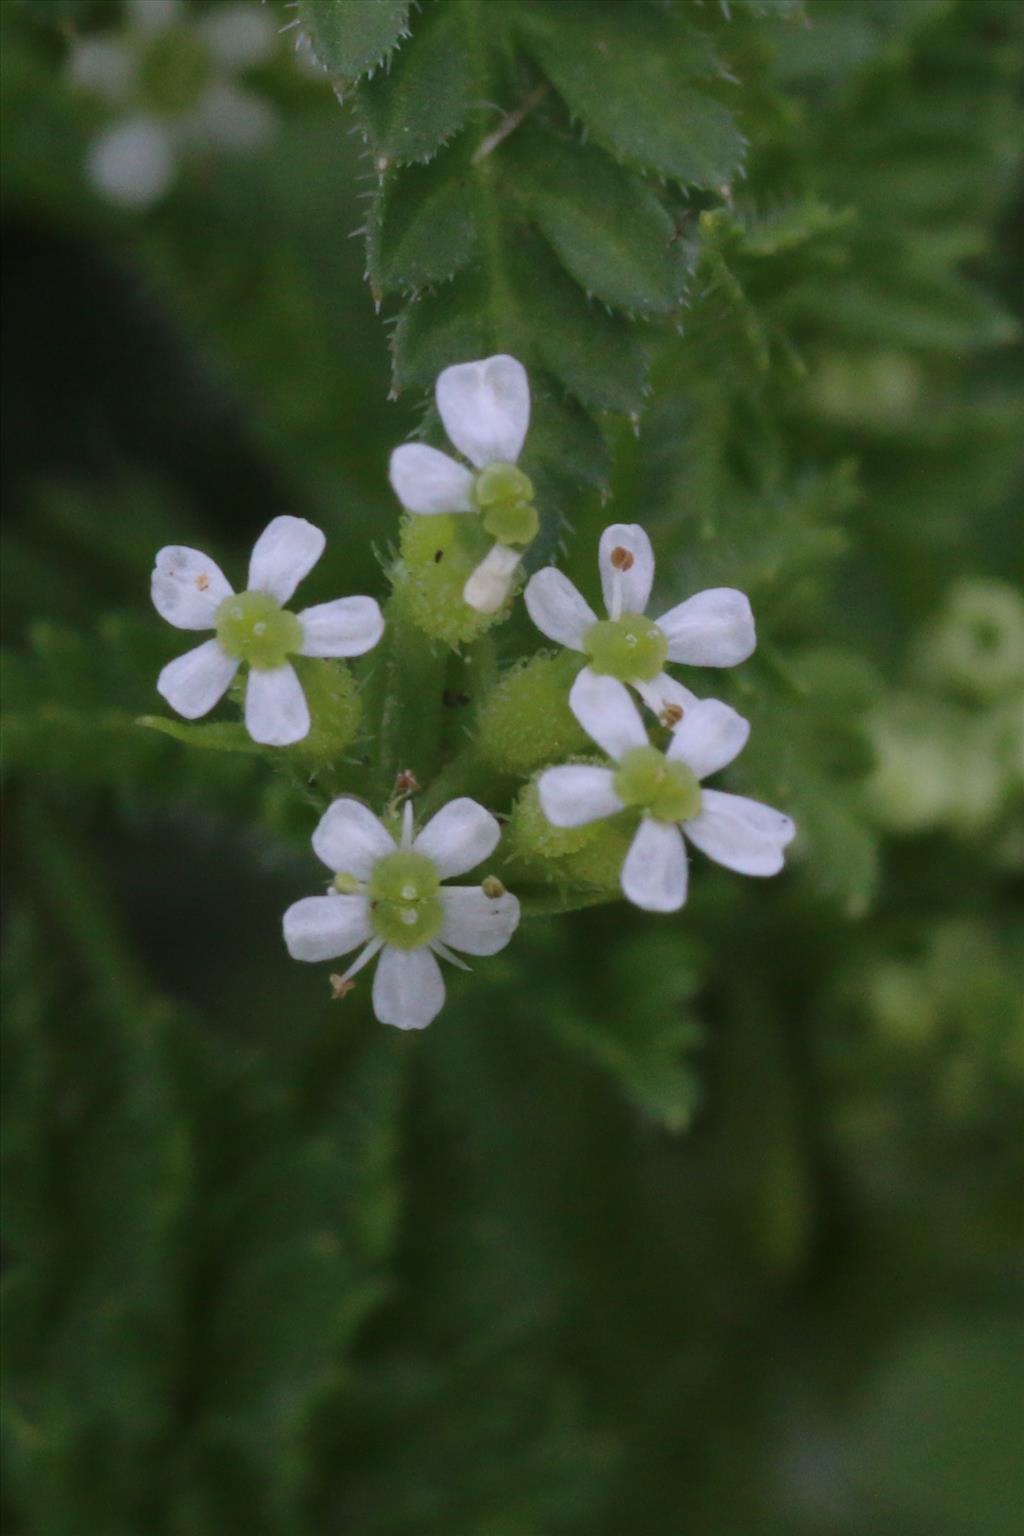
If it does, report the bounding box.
[613,745,702,823]
[333,871,361,894]
[476,651,588,774]
[287,659,362,763]
[584,613,668,684]
[472,463,538,547]
[368,850,444,950]
[215,591,302,670]
[507,781,631,891]
[393,514,503,645]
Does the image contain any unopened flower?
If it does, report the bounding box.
[283,798,521,1029]
[151,515,384,746]
[525,523,755,725]
[69,0,277,209]
[537,671,794,912]
[389,355,535,615]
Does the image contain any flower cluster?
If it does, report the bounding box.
[149,355,795,1029]
[68,0,278,209]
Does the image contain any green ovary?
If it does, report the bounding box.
[584,614,668,683]
[614,746,702,824]
[215,591,303,670]
[139,29,212,117]
[472,462,538,547]
[368,851,444,950]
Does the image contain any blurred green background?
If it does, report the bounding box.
[2,1,1023,1533]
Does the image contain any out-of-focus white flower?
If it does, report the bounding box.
[525,523,755,727]
[389,355,536,615]
[68,0,279,209]
[538,671,795,912]
[151,516,384,747]
[87,115,176,208]
[284,799,521,1029]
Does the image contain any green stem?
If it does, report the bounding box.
[367,593,448,808]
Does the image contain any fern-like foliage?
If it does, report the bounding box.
[297,0,752,505]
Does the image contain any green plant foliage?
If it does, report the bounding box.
[2,0,1024,1532]
[301,0,752,514]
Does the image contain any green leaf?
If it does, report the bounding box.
[297,0,412,83]
[356,0,474,163]
[319,0,753,504]
[509,132,690,315]
[519,2,745,189]
[368,151,478,297]
[137,716,265,755]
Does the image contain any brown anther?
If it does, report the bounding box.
[195,572,210,591]
[329,974,357,1000]
[394,770,421,798]
[482,875,506,898]
[660,704,684,729]
[610,546,635,572]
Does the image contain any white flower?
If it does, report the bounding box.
[69,0,277,210]
[389,355,535,615]
[151,515,384,747]
[283,798,521,1030]
[524,523,755,725]
[537,671,795,913]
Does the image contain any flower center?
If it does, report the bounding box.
[584,613,668,683]
[472,462,538,547]
[138,28,212,117]
[215,591,303,669]
[368,851,444,950]
[613,745,702,824]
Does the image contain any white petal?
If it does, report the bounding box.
[68,38,135,103]
[440,887,521,956]
[683,789,795,876]
[157,639,238,719]
[389,444,474,514]
[569,669,648,761]
[667,698,750,780]
[298,596,384,658]
[198,3,276,70]
[413,797,500,879]
[312,798,395,877]
[247,516,325,603]
[656,589,756,667]
[599,524,655,618]
[151,545,233,630]
[436,354,530,468]
[463,544,521,614]
[87,117,175,209]
[634,672,700,724]
[537,765,622,828]
[372,945,446,1030]
[244,663,309,746]
[524,568,597,650]
[128,0,182,36]
[186,82,276,154]
[621,819,688,913]
[282,894,371,963]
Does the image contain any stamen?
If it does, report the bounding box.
[401,800,414,849]
[660,704,684,728]
[195,572,209,591]
[338,937,385,984]
[329,974,357,1000]
[610,546,635,572]
[482,875,506,898]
